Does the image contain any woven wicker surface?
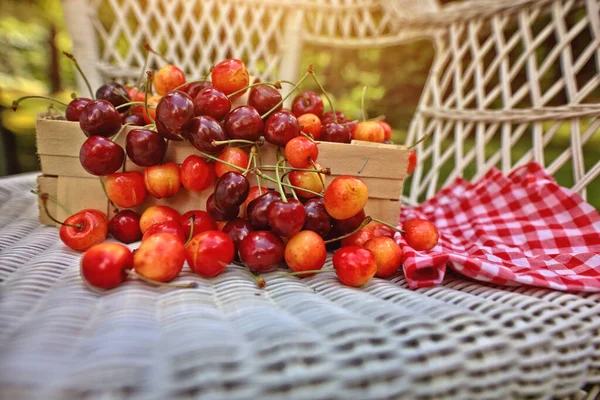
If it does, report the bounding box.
[0,173,599,400]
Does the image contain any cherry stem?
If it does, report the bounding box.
[275,157,287,203]
[211,139,262,147]
[279,79,305,98]
[197,150,247,173]
[309,158,326,190]
[226,81,281,99]
[135,43,152,90]
[361,85,368,122]
[285,174,299,201]
[126,270,198,289]
[171,77,213,93]
[116,101,155,110]
[253,146,262,192]
[300,132,317,142]
[203,67,212,84]
[261,69,310,120]
[408,134,429,150]
[110,122,131,143]
[144,73,155,124]
[370,217,405,234]
[324,216,373,244]
[36,192,82,229]
[258,165,330,174]
[12,96,68,111]
[309,68,337,123]
[277,269,335,279]
[99,178,119,212]
[251,272,266,289]
[250,168,324,197]
[243,147,256,177]
[184,215,195,246]
[143,124,156,130]
[63,52,95,99]
[142,42,173,65]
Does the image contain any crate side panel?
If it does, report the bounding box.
[56,176,109,221]
[37,175,58,227]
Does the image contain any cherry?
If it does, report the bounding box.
[322,111,345,125]
[224,106,264,141]
[180,155,216,192]
[246,191,281,230]
[81,242,133,289]
[214,171,250,210]
[104,171,147,208]
[142,95,160,124]
[186,230,234,277]
[155,90,194,141]
[184,116,227,154]
[303,198,331,237]
[79,100,122,137]
[139,205,181,234]
[352,121,384,143]
[267,199,305,237]
[248,85,282,115]
[66,97,92,121]
[96,82,131,110]
[181,210,217,238]
[297,113,322,140]
[211,59,249,99]
[323,176,368,220]
[242,186,269,217]
[125,129,167,167]
[340,228,374,247]
[292,91,324,118]
[134,232,185,282]
[403,218,439,251]
[122,114,146,126]
[285,136,318,168]
[377,121,392,141]
[144,162,181,198]
[222,217,254,253]
[239,231,284,273]
[364,237,402,278]
[142,220,186,243]
[333,246,377,287]
[407,149,417,175]
[215,147,249,178]
[108,210,142,243]
[263,111,300,147]
[365,221,395,239]
[284,231,327,276]
[321,122,350,143]
[333,209,366,234]
[193,87,231,120]
[79,136,125,176]
[288,166,325,199]
[206,193,240,222]
[154,64,186,95]
[182,81,212,99]
[60,209,108,252]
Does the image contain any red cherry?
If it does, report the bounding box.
[246,191,281,230]
[242,186,269,217]
[142,220,186,243]
[321,122,350,143]
[267,199,306,237]
[108,210,142,243]
[291,91,324,118]
[224,106,264,141]
[144,162,181,199]
[263,111,300,147]
[96,82,131,111]
[285,136,318,168]
[155,90,194,141]
[285,230,327,276]
[403,218,439,251]
[193,87,231,120]
[211,59,249,99]
[215,147,249,178]
[321,111,345,125]
[59,209,108,252]
[139,205,181,234]
[186,230,234,277]
[222,217,254,253]
[303,198,331,237]
[180,210,217,238]
[248,85,282,115]
[332,246,377,287]
[365,222,395,239]
[364,237,402,278]
[142,95,160,124]
[206,193,240,222]
[180,155,216,192]
[184,116,227,154]
[297,113,322,140]
[79,100,122,137]
[333,209,366,234]
[79,136,125,176]
[181,81,212,99]
[407,150,417,175]
[66,97,92,121]
[154,64,186,95]
[81,242,133,289]
[122,114,146,126]
[214,171,250,210]
[125,129,167,167]
[104,171,147,208]
[340,228,374,247]
[239,231,284,273]
[134,233,185,282]
[377,121,392,141]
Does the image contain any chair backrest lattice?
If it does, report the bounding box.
[395,0,600,205]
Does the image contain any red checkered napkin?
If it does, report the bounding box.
[397,162,600,292]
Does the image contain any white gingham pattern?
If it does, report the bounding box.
[398,163,600,292]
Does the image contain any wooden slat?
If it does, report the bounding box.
[364,198,401,225]
[37,175,59,227]
[56,176,109,221]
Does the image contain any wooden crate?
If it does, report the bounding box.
[35,117,408,227]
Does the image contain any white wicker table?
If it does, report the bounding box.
[0,173,598,400]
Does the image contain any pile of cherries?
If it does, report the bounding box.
[19,55,433,291]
